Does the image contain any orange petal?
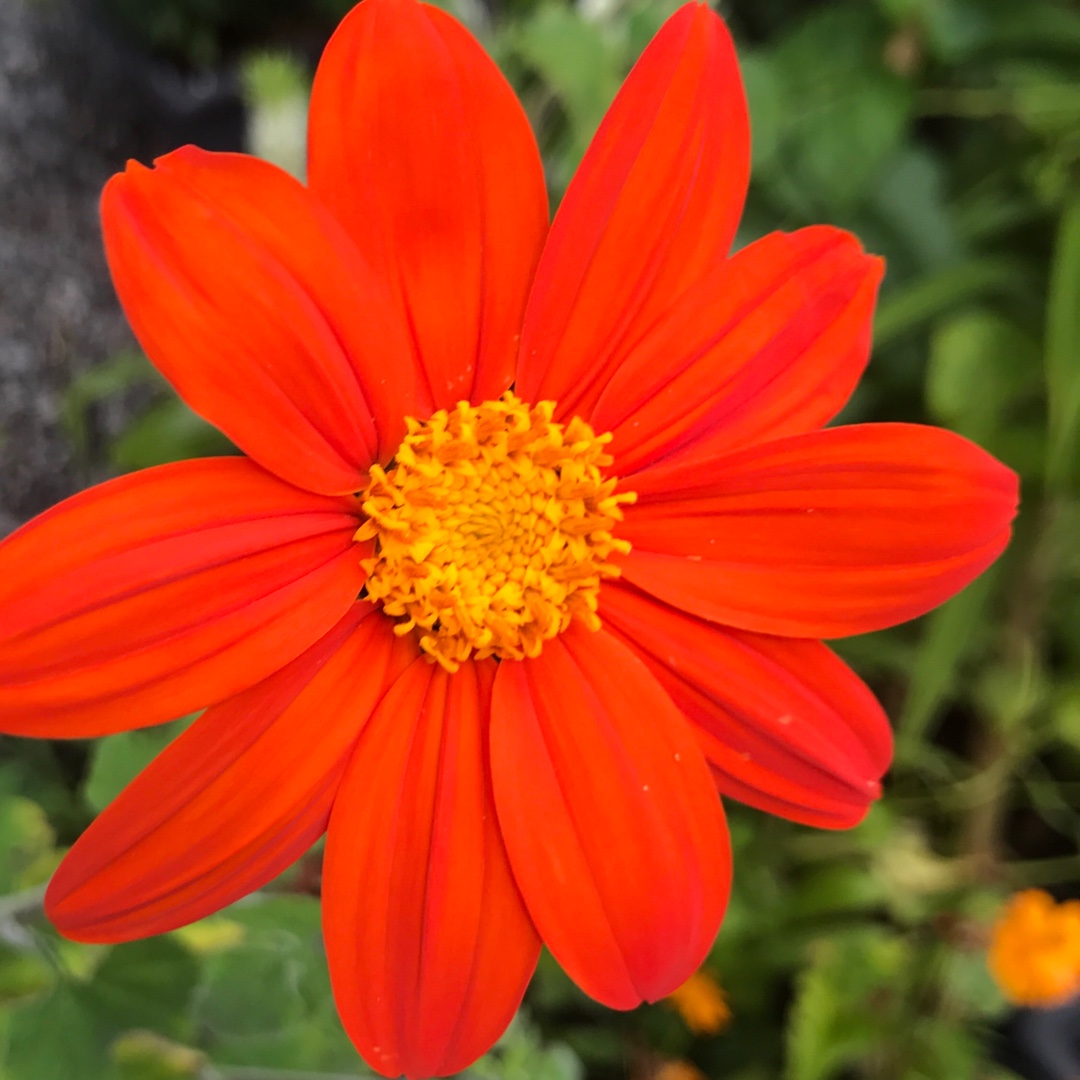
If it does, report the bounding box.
[324,658,539,1079]
[517,2,749,417]
[46,609,414,942]
[591,228,883,475]
[602,582,891,828]
[618,424,1019,638]
[103,147,417,493]
[490,625,730,1010]
[308,0,548,412]
[0,458,365,736]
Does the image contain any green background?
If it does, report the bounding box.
[3,0,1080,1076]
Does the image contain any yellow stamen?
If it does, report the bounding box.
[356,393,635,671]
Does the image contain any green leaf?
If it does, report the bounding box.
[195,938,310,1039]
[242,51,310,179]
[785,929,910,1080]
[0,943,52,1006]
[873,259,1020,347]
[0,796,55,892]
[4,984,116,1080]
[112,1032,206,1080]
[869,148,958,271]
[110,399,234,472]
[926,309,1040,443]
[938,946,1007,1020]
[91,938,201,1036]
[509,4,621,170]
[786,864,886,921]
[974,1,1080,58]
[756,4,913,211]
[897,569,998,762]
[4,938,201,1079]
[471,1013,584,1080]
[193,896,358,1070]
[1044,189,1080,492]
[84,720,192,813]
[60,351,154,459]
[1051,678,1080,748]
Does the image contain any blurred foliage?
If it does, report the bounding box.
[7,0,1080,1076]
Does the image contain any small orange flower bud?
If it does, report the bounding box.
[988,889,1080,1006]
[664,969,732,1035]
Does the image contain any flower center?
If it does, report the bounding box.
[356,393,635,671]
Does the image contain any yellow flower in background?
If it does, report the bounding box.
[989,889,1080,1006]
[665,969,732,1035]
[653,1062,708,1080]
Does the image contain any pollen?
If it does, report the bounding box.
[356,393,636,671]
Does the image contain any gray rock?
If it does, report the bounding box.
[0,0,243,532]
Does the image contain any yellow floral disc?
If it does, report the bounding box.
[357,393,635,671]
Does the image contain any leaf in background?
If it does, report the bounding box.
[1052,680,1080,748]
[876,0,1002,63]
[110,399,235,473]
[92,938,201,1036]
[785,929,910,1080]
[507,4,621,181]
[0,944,51,1008]
[898,570,998,763]
[1044,190,1080,493]
[85,719,193,814]
[939,945,1007,1020]
[469,1013,584,1080]
[60,352,153,460]
[194,896,359,1070]
[873,258,1019,347]
[112,1031,206,1080]
[972,0,1080,59]
[0,796,54,893]
[739,53,785,177]
[4,983,115,1080]
[756,4,914,213]
[4,935,201,1079]
[785,864,887,922]
[926,308,1040,445]
[242,51,311,181]
[196,938,308,1039]
[869,148,958,272]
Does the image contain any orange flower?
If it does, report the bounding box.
[989,890,1080,1007]
[654,1062,709,1080]
[666,970,732,1035]
[0,1,1017,1076]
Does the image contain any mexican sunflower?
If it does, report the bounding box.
[989,890,1080,1007]
[0,0,1017,1075]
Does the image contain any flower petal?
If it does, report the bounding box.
[103,147,417,493]
[591,227,883,475]
[516,2,749,417]
[308,0,548,411]
[618,424,1019,637]
[490,624,730,1010]
[601,582,892,828]
[46,608,414,942]
[324,658,539,1079]
[0,458,365,736]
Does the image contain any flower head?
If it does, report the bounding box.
[989,890,1080,1007]
[0,0,1018,1076]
